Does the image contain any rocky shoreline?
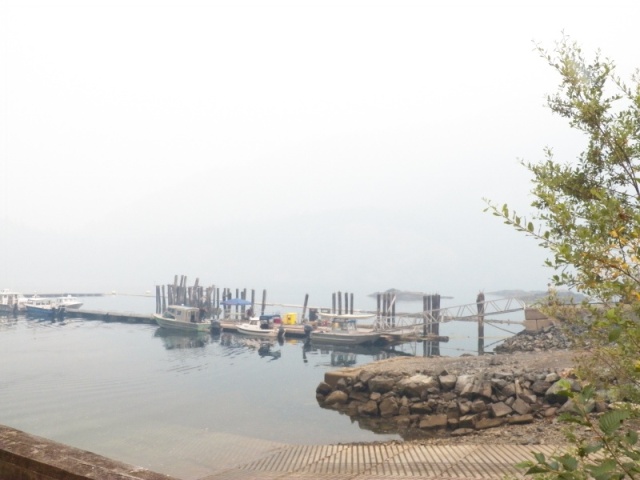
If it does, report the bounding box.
[317,325,589,446]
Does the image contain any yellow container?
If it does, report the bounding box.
[284,312,297,325]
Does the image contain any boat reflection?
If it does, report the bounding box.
[153,327,211,350]
[217,332,284,361]
[302,338,416,366]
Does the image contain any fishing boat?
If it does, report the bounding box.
[310,317,381,346]
[24,296,65,318]
[236,317,285,339]
[0,289,26,314]
[153,305,211,332]
[55,295,83,309]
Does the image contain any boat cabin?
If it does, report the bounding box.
[164,305,203,323]
[331,318,358,332]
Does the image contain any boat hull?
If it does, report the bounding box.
[236,323,282,337]
[153,314,211,332]
[25,306,64,317]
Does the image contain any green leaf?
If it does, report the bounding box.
[528,221,534,232]
[533,451,547,463]
[608,325,622,342]
[558,454,578,471]
[599,410,629,435]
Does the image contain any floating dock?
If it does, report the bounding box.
[64,309,154,324]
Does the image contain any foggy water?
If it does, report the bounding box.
[0,295,521,474]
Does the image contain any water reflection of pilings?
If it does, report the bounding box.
[154,328,211,350]
[304,338,417,366]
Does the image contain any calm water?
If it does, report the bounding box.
[0,294,520,474]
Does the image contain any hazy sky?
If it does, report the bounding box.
[1,1,638,307]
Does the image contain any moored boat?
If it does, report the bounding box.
[310,317,381,346]
[153,305,211,332]
[24,296,65,318]
[0,289,26,314]
[55,295,83,309]
[236,317,285,339]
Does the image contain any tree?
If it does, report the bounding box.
[486,36,640,402]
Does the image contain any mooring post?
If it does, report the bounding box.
[155,285,160,314]
[422,294,428,337]
[391,294,396,327]
[332,293,336,314]
[376,293,381,319]
[432,294,441,355]
[261,289,267,315]
[350,293,354,314]
[302,294,309,321]
[477,292,485,355]
[344,292,349,316]
[337,291,342,315]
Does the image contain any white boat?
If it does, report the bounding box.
[310,318,381,346]
[153,305,211,332]
[55,295,83,309]
[0,289,27,314]
[236,317,285,338]
[24,296,65,317]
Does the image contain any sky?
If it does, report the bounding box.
[1,0,638,309]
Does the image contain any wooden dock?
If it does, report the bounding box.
[64,309,154,324]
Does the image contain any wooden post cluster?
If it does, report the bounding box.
[155,275,268,321]
[331,292,355,315]
[376,292,396,326]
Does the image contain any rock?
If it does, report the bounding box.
[358,400,379,416]
[490,402,512,418]
[545,381,571,405]
[451,428,476,437]
[379,397,399,418]
[439,374,457,391]
[508,414,534,425]
[512,398,532,415]
[398,374,440,397]
[471,400,487,413]
[316,382,332,395]
[324,390,349,406]
[531,380,552,395]
[368,376,396,394]
[419,414,448,430]
[475,417,505,430]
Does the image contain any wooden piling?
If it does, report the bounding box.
[261,289,267,315]
[477,292,485,355]
[302,294,309,321]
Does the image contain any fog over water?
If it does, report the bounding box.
[2,2,637,306]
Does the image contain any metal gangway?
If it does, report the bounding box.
[374,297,528,335]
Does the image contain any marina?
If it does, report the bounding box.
[0,288,538,478]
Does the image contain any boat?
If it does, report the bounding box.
[236,317,285,339]
[0,289,27,314]
[24,296,65,318]
[55,295,83,309]
[310,317,381,346]
[152,305,211,332]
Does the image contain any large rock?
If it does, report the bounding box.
[358,400,379,416]
[490,402,512,418]
[379,397,399,417]
[419,414,448,430]
[439,374,457,391]
[324,390,349,406]
[368,376,396,394]
[398,374,440,398]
